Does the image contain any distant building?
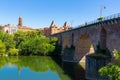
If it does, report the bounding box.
[18,16,34,32]
[0,16,34,34]
[0,16,71,36]
[0,24,18,34]
[40,21,72,37]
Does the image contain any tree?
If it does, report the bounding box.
[25,30,42,39]
[14,30,42,48]
[0,30,15,51]
[0,30,4,40]
[18,36,56,56]
[2,33,15,50]
[13,31,26,48]
[99,49,120,80]
[8,48,19,56]
[0,40,6,55]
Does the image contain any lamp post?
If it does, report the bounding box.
[98,6,106,21]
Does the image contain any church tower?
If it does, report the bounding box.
[50,20,56,28]
[63,22,71,30]
[18,16,23,27]
[50,20,56,35]
[63,22,68,30]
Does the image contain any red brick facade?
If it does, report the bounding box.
[40,21,72,37]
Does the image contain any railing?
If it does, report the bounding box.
[74,13,120,29]
[52,13,120,35]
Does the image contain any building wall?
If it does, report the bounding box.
[0,24,18,34]
[41,21,72,37]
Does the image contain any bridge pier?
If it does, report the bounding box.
[85,54,111,80]
[61,45,76,62]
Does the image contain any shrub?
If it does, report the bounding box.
[8,48,19,56]
[18,37,56,56]
[99,49,120,80]
[0,40,6,56]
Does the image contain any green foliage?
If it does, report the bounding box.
[50,37,58,45]
[18,36,56,56]
[113,49,120,66]
[2,33,15,50]
[0,30,57,56]
[13,31,26,47]
[25,30,42,39]
[99,63,120,80]
[53,44,62,56]
[0,30,15,51]
[96,43,111,57]
[99,49,120,80]
[49,37,61,55]
[113,49,119,60]
[14,30,42,48]
[8,48,19,56]
[0,40,6,55]
[0,30,4,40]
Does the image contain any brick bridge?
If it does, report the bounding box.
[52,13,120,62]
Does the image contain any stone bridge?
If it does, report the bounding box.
[52,13,120,62]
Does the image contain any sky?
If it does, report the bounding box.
[0,0,120,28]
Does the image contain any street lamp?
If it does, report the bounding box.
[97,6,106,21]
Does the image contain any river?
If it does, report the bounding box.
[0,56,85,80]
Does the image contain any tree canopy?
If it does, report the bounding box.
[0,30,58,56]
[99,49,120,80]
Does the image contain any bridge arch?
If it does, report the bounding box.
[75,34,95,62]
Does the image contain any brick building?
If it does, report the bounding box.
[40,21,72,36]
[0,16,71,36]
[18,16,34,32]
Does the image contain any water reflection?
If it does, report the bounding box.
[0,56,85,80]
[52,57,85,80]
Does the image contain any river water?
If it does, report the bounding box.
[0,56,85,80]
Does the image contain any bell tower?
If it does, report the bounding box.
[18,16,23,27]
[63,21,68,30]
[50,20,56,28]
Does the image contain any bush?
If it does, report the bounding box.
[99,63,120,80]
[99,49,120,80]
[0,40,6,56]
[18,37,56,56]
[8,48,19,56]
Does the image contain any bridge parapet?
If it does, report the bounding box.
[75,13,120,29]
[52,13,120,36]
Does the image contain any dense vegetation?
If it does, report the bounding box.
[99,49,120,80]
[0,30,58,56]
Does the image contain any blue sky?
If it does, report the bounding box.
[0,0,120,28]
